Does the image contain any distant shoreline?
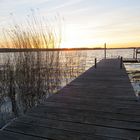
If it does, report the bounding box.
[0,47,140,53]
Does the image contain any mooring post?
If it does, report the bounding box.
[136,48,138,60]
[104,43,106,59]
[133,48,136,59]
[95,58,97,68]
[120,57,123,69]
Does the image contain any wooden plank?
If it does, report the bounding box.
[0,130,47,140]
[46,95,139,105]
[16,115,140,131]
[41,101,140,113]
[27,105,140,123]
[56,88,136,99]
[4,122,123,140]
[5,120,140,140]
[54,92,138,102]
[28,109,140,126]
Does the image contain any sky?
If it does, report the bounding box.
[0,0,140,48]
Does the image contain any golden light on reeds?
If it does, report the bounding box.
[0,12,61,49]
[0,12,88,119]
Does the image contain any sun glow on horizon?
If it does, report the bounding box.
[60,24,107,48]
[60,23,140,48]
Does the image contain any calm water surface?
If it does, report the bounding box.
[0,48,140,128]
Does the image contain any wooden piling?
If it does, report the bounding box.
[120,57,123,69]
[104,43,106,59]
[95,58,97,68]
[133,48,136,59]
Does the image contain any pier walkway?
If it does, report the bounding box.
[1,59,140,140]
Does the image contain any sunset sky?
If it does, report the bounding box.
[0,0,140,48]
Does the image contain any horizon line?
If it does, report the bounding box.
[0,47,140,53]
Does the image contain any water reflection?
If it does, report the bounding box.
[0,50,87,128]
[125,63,140,97]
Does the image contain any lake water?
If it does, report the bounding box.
[0,48,140,128]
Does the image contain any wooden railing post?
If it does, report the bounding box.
[133,48,136,59]
[120,57,123,69]
[104,43,106,59]
[95,58,97,68]
[136,49,138,59]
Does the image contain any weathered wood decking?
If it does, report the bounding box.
[1,59,140,140]
[123,58,140,63]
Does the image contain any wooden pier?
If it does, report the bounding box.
[1,59,140,140]
[123,58,140,63]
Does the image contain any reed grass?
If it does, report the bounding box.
[0,13,87,126]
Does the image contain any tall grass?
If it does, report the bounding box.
[0,14,87,127]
